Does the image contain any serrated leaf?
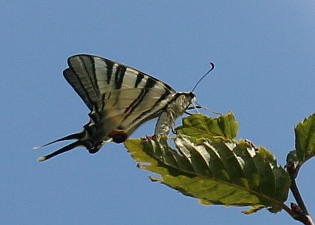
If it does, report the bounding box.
[125,113,290,213]
[175,112,238,140]
[294,113,315,164]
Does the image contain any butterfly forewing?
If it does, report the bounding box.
[38,54,195,161]
[65,55,175,111]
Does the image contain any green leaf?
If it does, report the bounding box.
[294,113,315,164]
[175,112,238,140]
[125,113,290,213]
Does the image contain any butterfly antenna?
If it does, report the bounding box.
[191,62,215,92]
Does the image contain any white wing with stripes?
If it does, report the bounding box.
[38,54,195,161]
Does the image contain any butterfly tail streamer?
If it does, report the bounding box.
[34,131,85,149]
[38,140,83,161]
[35,130,86,161]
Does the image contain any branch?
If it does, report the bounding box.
[287,161,314,225]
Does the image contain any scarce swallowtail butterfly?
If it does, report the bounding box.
[38,54,206,161]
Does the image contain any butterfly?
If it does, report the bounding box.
[37,54,200,161]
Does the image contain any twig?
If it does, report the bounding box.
[291,178,308,214]
[286,161,314,225]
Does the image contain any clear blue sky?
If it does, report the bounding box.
[1,1,315,225]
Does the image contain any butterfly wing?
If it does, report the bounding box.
[63,55,175,111]
[64,54,178,135]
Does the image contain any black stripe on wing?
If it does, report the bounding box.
[123,76,159,116]
[114,64,126,89]
[123,88,173,132]
[104,58,113,84]
[63,55,102,111]
[135,72,145,88]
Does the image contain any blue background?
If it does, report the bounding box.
[1,1,315,225]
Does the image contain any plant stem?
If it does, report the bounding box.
[286,161,314,225]
[291,178,308,214]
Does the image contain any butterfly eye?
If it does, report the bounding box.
[109,130,128,143]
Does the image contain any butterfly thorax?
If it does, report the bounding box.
[155,92,195,134]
